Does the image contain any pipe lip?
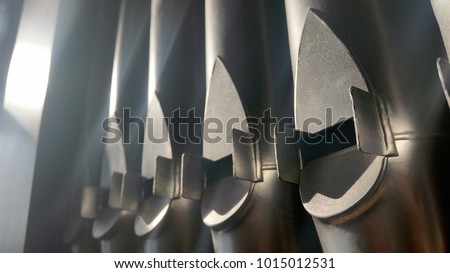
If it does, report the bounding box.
[92,207,133,240]
[295,10,368,134]
[201,175,253,229]
[300,146,386,219]
[134,196,171,237]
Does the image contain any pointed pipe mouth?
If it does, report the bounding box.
[149,0,206,158]
[106,0,151,177]
[290,2,449,135]
[205,0,294,124]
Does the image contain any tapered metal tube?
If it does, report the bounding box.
[134,0,212,252]
[429,0,450,252]
[60,0,121,253]
[286,0,450,252]
[202,0,320,252]
[92,0,150,252]
[0,0,59,252]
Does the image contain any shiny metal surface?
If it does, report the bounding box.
[201,176,253,229]
[295,11,367,134]
[286,1,450,252]
[136,197,211,252]
[0,0,58,252]
[431,0,450,56]
[432,1,450,108]
[135,0,212,252]
[313,140,448,252]
[92,0,150,252]
[93,207,140,252]
[437,58,450,108]
[0,0,22,107]
[203,59,248,161]
[60,0,121,253]
[202,0,321,252]
[136,99,212,252]
[202,169,318,252]
[0,0,449,253]
[301,146,386,219]
[431,0,450,251]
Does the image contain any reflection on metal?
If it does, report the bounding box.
[203,90,317,252]
[1,0,449,254]
[135,152,211,252]
[274,126,301,184]
[301,146,386,219]
[93,0,150,252]
[350,87,397,156]
[135,0,212,252]
[55,0,121,253]
[202,0,321,252]
[432,0,450,109]
[181,153,207,201]
[100,122,127,188]
[431,0,450,56]
[108,173,144,212]
[201,176,253,230]
[295,11,367,134]
[80,186,102,220]
[152,156,177,199]
[437,58,450,108]
[141,93,172,180]
[3,0,58,132]
[64,186,104,253]
[431,1,450,252]
[292,6,449,252]
[136,98,211,252]
[203,58,248,161]
[431,0,450,106]
[232,129,263,182]
[0,0,59,252]
[0,0,22,107]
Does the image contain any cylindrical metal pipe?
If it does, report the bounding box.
[286,0,449,252]
[201,0,321,252]
[135,0,212,252]
[60,0,121,253]
[92,0,150,253]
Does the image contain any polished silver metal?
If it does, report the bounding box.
[202,0,321,252]
[62,0,121,253]
[135,96,212,252]
[232,129,263,182]
[286,1,450,252]
[431,0,450,56]
[92,0,150,253]
[0,0,59,252]
[431,0,450,108]
[0,0,22,107]
[135,0,212,252]
[64,186,104,253]
[135,150,212,252]
[437,58,450,108]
